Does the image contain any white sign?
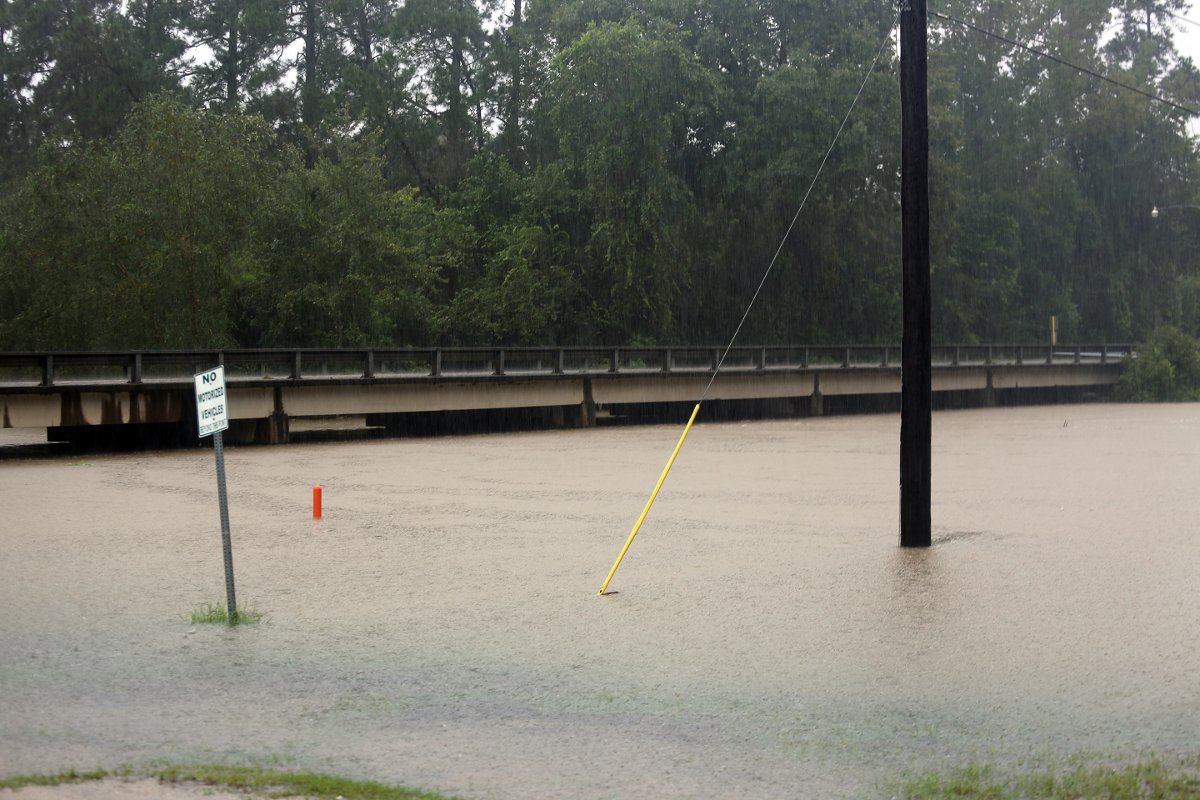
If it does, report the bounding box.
[194,366,229,438]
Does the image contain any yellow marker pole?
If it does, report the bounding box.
[598,403,701,595]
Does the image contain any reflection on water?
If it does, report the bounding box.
[0,403,1198,799]
[886,546,952,633]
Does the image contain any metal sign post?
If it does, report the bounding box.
[194,366,237,623]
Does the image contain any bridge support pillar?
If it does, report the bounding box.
[809,373,824,417]
[579,399,597,427]
[264,410,290,444]
[266,385,290,443]
[983,369,997,407]
[579,380,597,427]
[227,414,289,445]
[225,385,290,444]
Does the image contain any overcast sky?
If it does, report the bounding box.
[1171,4,1200,64]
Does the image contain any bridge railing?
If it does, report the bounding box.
[0,344,1135,389]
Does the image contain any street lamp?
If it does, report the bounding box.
[1151,204,1200,218]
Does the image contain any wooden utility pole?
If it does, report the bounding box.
[900,0,932,547]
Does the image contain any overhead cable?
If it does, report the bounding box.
[931,10,1199,117]
[1160,7,1200,30]
[699,10,902,402]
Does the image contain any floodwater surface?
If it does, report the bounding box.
[1,404,1198,798]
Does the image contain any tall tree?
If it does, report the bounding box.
[534,20,720,342]
[0,0,188,179]
[0,96,280,349]
[186,0,289,110]
[397,0,495,189]
[0,0,52,178]
[495,0,524,165]
[240,136,454,346]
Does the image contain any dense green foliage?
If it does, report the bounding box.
[2,1,1200,349]
[1117,325,1200,399]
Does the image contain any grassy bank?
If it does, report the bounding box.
[898,758,1200,799]
[6,758,1200,799]
[0,766,455,800]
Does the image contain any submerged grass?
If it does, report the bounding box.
[155,765,455,799]
[0,770,113,790]
[0,765,456,800]
[899,758,1200,799]
[5,759,1199,800]
[189,601,264,625]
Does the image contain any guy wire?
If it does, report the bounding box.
[597,9,900,595]
[699,9,902,403]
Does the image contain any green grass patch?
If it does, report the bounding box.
[0,766,456,799]
[0,769,114,790]
[899,758,1200,799]
[189,602,264,625]
[155,765,456,799]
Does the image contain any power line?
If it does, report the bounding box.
[1161,7,1200,30]
[599,11,903,595]
[931,10,1199,117]
[699,10,901,402]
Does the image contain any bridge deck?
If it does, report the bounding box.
[0,345,1131,444]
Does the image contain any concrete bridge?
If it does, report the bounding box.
[0,344,1131,446]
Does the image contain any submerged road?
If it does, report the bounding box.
[1,403,1198,798]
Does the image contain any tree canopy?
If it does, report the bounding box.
[2,0,1199,349]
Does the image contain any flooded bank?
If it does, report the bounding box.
[1,403,1198,798]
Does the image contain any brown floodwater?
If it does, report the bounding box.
[1,403,1198,798]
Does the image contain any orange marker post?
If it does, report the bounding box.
[313,485,322,519]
